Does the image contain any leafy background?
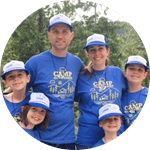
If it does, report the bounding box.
[1,0,149,135]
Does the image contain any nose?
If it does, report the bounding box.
[14,75,19,81]
[57,32,63,39]
[133,68,138,74]
[109,119,115,124]
[95,50,100,56]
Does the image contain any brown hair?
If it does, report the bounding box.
[81,59,109,80]
[20,104,50,131]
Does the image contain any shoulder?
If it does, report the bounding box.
[141,87,149,96]
[92,139,105,148]
[67,52,83,63]
[26,50,49,63]
[3,93,12,102]
[107,66,122,73]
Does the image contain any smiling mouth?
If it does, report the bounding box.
[57,41,64,44]
[95,57,102,60]
[33,117,40,121]
[14,83,21,85]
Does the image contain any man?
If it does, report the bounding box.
[25,14,84,149]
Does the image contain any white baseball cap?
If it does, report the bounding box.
[48,14,73,32]
[27,93,53,112]
[83,34,109,50]
[125,55,149,71]
[1,60,29,80]
[98,104,123,121]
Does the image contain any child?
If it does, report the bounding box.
[92,104,123,148]
[122,55,149,129]
[1,60,31,122]
[19,92,52,140]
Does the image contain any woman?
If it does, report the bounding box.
[75,34,126,149]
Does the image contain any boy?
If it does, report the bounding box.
[92,104,123,147]
[1,60,31,122]
[122,55,149,129]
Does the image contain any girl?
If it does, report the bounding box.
[19,92,52,141]
[75,34,126,149]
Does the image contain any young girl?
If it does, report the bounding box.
[92,104,123,148]
[75,34,126,149]
[1,60,31,122]
[122,55,149,129]
[19,92,52,141]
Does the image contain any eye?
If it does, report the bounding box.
[128,67,135,71]
[53,30,58,34]
[138,69,144,72]
[98,47,104,50]
[8,75,14,79]
[63,30,67,34]
[89,49,96,53]
[114,117,119,121]
[103,118,110,122]
[31,107,37,112]
[18,73,23,76]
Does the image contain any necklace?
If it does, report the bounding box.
[126,89,142,114]
[11,94,21,122]
[93,68,107,90]
[50,51,67,80]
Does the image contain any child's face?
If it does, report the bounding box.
[3,70,30,91]
[99,116,122,133]
[86,45,110,69]
[123,64,148,84]
[27,106,46,128]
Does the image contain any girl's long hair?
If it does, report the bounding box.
[81,59,109,80]
[20,104,50,131]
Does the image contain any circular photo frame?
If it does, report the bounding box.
[0,0,150,150]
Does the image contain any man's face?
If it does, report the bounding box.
[47,23,74,52]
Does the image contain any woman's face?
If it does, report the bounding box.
[86,45,110,70]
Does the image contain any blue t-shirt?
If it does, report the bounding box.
[92,139,105,148]
[75,66,126,147]
[21,127,40,141]
[121,87,149,129]
[20,125,41,141]
[25,50,84,144]
[4,92,31,122]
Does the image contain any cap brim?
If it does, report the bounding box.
[98,113,124,122]
[48,21,73,32]
[28,102,53,112]
[83,41,108,50]
[1,69,29,80]
[125,61,149,71]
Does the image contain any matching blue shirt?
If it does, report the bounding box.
[92,139,105,148]
[121,87,149,130]
[25,50,84,144]
[3,92,31,122]
[75,66,126,147]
